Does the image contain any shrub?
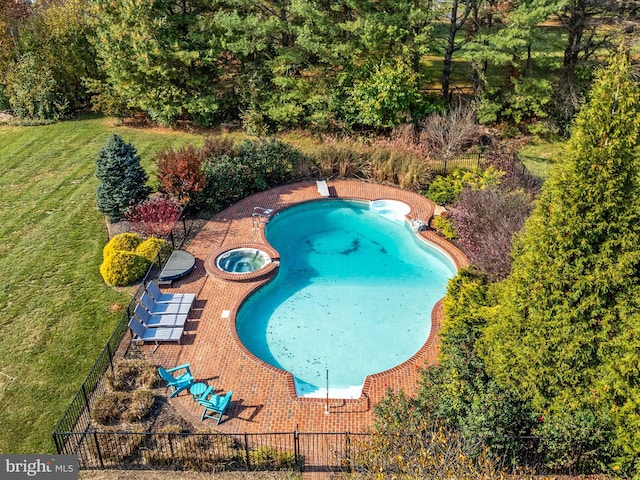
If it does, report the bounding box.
[96,134,150,222]
[236,138,305,188]
[483,150,541,195]
[451,186,533,281]
[426,173,462,205]
[91,391,127,426]
[102,233,143,259]
[200,136,236,160]
[106,359,159,392]
[198,155,255,212]
[100,250,149,287]
[248,446,297,469]
[91,389,154,425]
[431,214,456,239]
[121,389,154,423]
[410,270,537,464]
[367,148,432,190]
[144,428,239,470]
[426,167,503,205]
[155,145,207,202]
[419,103,487,161]
[135,238,172,265]
[5,53,69,121]
[86,425,145,464]
[311,142,369,179]
[353,390,507,478]
[125,196,182,238]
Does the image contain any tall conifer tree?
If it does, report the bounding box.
[482,52,640,465]
[96,134,149,222]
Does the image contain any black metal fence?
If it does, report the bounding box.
[53,430,371,473]
[429,152,535,179]
[53,427,555,475]
[430,152,485,175]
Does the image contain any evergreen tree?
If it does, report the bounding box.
[89,0,228,126]
[96,134,149,222]
[481,53,640,469]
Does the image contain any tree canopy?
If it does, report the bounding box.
[0,0,637,131]
[481,52,640,467]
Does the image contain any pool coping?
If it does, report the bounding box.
[147,180,469,433]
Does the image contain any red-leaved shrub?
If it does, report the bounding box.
[125,197,182,238]
[156,145,206,202]
[450,186,533,281]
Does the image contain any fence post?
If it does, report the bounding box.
[244,433,251,469]
[82,384,91,413]
[443,158,448,176]
[52,433,62,455]
[345,431,351,473]
[293,431,300,471]
[167,433,174,458]
[92,431,104,468]
[106,343,114,375]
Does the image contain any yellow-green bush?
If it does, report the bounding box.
[102,232,143,258]
[432,214,456,240]
[100,250,150,286]
[135,237,172,265]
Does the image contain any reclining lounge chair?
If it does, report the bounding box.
[140,292,192,316]
[134,304,187,328]
[128,317,183,348]
[146,281,196,305]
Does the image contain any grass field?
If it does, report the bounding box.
[0,114,205,453]
[518,138,565,180]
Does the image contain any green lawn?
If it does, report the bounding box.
[0,114,204,453]
[518,138,565,181]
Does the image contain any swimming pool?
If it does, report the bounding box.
[235,199,457,398]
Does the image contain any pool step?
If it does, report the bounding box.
[370,201,408,224]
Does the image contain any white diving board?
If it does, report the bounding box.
[316,180,330,197]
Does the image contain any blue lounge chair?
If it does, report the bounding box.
[146,281,196,305]
[128,317,183,346]
[140,292,191,315]
[134,304,187,328]
[198,387,233,424]
[158,363,194,398]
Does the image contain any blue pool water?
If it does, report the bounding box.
[235,200,456,398]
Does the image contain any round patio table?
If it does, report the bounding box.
[189,382,207,401]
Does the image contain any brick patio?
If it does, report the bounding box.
[145,179,468,435]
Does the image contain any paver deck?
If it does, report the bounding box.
[144,179,469,434]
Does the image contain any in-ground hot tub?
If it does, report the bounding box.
[205,243,279,282]
[216,248,271,274]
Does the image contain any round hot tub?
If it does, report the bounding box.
[216,248,271,274]
[205,243,279,282]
